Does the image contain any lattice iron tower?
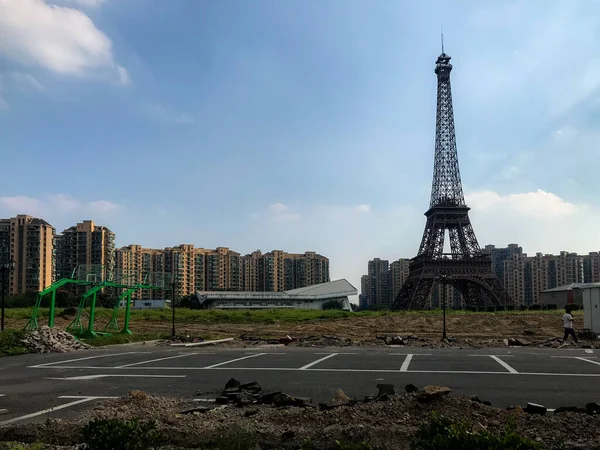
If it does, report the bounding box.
[391,50,514,310]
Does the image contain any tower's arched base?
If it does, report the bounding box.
[391,254,514,310]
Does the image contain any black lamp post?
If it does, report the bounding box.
[171,279,176,338]
[1,259,15,332]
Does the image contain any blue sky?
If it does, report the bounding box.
[1,0,600,295]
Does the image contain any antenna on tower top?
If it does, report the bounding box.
[441,25,444,53]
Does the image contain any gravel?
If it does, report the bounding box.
[2,388,600,449]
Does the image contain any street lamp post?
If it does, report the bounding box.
[171,280,176,338]
[1,260,15,332]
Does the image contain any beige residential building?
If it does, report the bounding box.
[241,250,330,292]
[55,220,115,295]
[115,244,243,298]
[390,259,410,300]
[503,251,585,305]
[0,215,54,295]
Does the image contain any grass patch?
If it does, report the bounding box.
[82,418,160,450]
[411,412,541,450]
[6,307,582,328]
[81,332,171,347]
[0,329,32,357]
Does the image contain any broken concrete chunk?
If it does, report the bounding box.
[391,336,404,345]
[331,389,351,405]
[376,384,395,398]
[417,385,451,402]
[524,403,547,415]
[514,338,531,346]
[586,402,600,415]
[224,378,241,390]
[554,406,585,414]
[405,384,419,393]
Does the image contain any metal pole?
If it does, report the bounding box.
[1,269,5,332]
[171,281,176,338]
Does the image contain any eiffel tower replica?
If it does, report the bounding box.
[391,48,514,310]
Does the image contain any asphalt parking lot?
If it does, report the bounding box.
[1,345,599,426]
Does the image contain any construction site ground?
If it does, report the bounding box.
[4,309,589,347]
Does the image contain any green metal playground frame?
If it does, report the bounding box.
[24,266,171,338]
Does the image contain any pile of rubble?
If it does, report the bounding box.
[21,326,91,353]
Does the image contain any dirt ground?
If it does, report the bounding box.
[2,389,600,449]
[7,311,591,348]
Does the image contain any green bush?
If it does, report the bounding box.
[81,418,160,450]
[411,412,541,450]
[0,330,31,357]
[322,299,344,310]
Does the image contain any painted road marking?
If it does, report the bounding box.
[469,354,514,357]
[315,352,357,355]
[0,397,110,426]
[552,355,597,359]
[58,396,118,399]
[585,349,594,354]
[299,353,338,370]
[115,352,204,368]
[389,353,432,356]
[25,364,600,377]
[489,355,518,374]
[29,352,149,368]
[575,357,600,367]
[0,394,5,397]
[400,354,413,372]
[46,374,187,381]
[203,353,266,369]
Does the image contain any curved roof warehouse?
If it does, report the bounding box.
[195,279,357,311]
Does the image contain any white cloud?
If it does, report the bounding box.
[266,203,300,222]
[244,190,600,303]
[6,71,45,93]
[268,202,288,213]
[89,200,120,213]
[0,194,122,230]
[69,0,106,7]
[144,104,194,125]
[354,204,371,214]
[0,94,9,110]
[467,189,600,255]
[0,0,128,84]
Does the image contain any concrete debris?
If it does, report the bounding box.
[278,335,294,345]
[405,384,419,393]
[391,336,405,345]
[217,379,313,408]
[331,389,352,405]
[586,402,600,415]
[21,326,90,353]
[417,385,452,402]
[524,403,547,415]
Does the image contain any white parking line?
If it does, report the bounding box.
[575,357,600,367]
[0,398,96,426]
[25,364,600,376]
[299,353,338,370]
[203,353,266,369]
[29,352,150,368]
[115,352,204,368]
[59,396,118,399]
[469,354,514,357]
[46,374,186,381]
[400,354,413,372]
[552,356,597,359]
[489,355,518,374]
[389,353,432,356]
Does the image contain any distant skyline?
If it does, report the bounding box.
[2,1,600,298]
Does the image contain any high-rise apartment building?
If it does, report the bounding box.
[115,245,245,298]
[389,259,410,300]
[503,251,586,305]
[245,250,329,292]
[55,220,115,295]
[0,215,54,295]
[366,258,391,306]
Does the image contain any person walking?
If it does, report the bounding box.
[562,306,579,344]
